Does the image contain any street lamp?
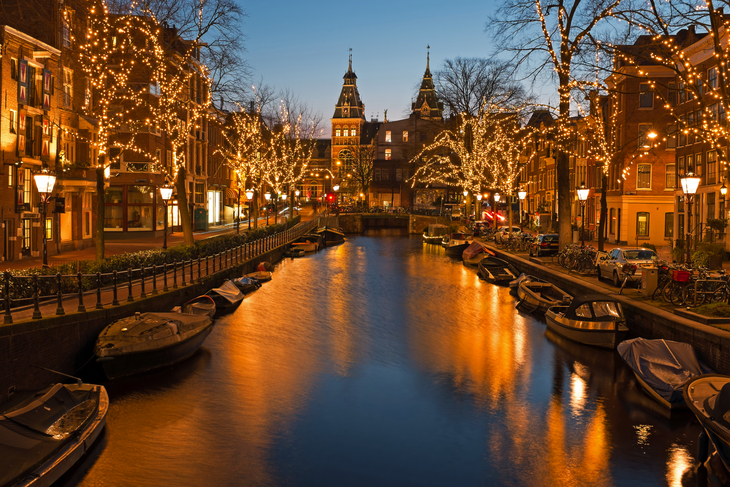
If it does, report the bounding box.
[295,189,300,216]
[159,185,173,249]
[493,193,500,230]
[33,169,56,267]
[722,180,728,241]
[576,182,590,247]
[245,189,254,230]
[282,193,288,221]
[476,194,482,221]
[681,172,701,264]
[264,192,271,226]
[518,189,527,228]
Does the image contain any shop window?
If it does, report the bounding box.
[636,212,649,236]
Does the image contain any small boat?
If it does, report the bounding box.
[462,241,493,266]
[517,278,573,314]
[256,262,274,272]
[545,294,629,349]
[291,236,318,252]
[477,256,518,285]
[618,338,712,410]
[316,226,345,245]
[246,271,272,282]
[684,375,730,474]
[442,232,471,256]
[206,280,245,309]
[423,223,448,244]
[95,310,215,379]
[509,272,531,295]
[285,247,306,258]
[172,295,216,318]
[234,276,262,294]
[0,382,108,487]
[301,233,324,249]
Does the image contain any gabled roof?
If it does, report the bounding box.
[412,48,443,120]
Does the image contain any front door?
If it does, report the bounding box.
[21,218,31,256]
[616,209,622,244]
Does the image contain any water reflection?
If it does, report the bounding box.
[64,234,703,487]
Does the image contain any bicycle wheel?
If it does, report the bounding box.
[682,285,704,307]
[669,284,686,306]
[709,287,729,304]
[652,279,668,301]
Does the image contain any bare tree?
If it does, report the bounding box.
[434,58,528,117]
[341,142,376,208]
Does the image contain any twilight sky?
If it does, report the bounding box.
[240,0,534,137]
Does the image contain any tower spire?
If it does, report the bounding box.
[349,48,352,71]
[427,45,430,71]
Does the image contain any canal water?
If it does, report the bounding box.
[61,231,704,487]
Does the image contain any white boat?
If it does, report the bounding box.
[544,294,628,349]
[442,232,471,256]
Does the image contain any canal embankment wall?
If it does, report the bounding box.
[488,246,730,375]
[0,245,289,405]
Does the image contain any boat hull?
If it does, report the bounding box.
[685,375,730,474]
[423,235,444,245]
[545,310,627,349]
[517,282,571,315]
[632,372,686,410]
[291,242,317,252]
[99,324,213,379]
[444,242,470,255]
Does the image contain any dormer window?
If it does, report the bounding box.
[385,131,391,143]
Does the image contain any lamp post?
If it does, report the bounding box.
[332,184,340,216]
[159,185,173,249]
[476,194,482,221]
[245,189,254,230]
[494,193,500,227]
[518,188,527,229]
[282,193,288,222]
[681,173,701,264]
[33,169,56,267]
[576,182,590,247]
[463,190,469,220]
[264,192,271,226]
[295,189,300,216]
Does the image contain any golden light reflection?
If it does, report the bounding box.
[666,444,693,487]
[634,424,653,446]
[569,371,587,418]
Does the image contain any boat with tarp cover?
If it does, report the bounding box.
[462,241,493,266]
[619,338,712,410]
[234,276,262,294]
[206,280,245,309]
[95,309,215,379]
[0,382,108,487]
[442,232,471,256]
[545,294,628,349]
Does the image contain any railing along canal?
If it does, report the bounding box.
[1,219,319,323]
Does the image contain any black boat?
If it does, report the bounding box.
[477,256,518,284]
[619,338,712,410]
[442,232,471,256]
[545,294,628,349]
[684,375,730,475]
[233,276,262,294]
[0,382,108,487]
[206,280,245,309]
[516,278,572,314]
[316,226,345,245]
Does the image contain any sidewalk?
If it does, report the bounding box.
[0,206,316,272]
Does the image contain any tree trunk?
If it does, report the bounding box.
[95,167,105,260]
[253,189,258,229]
[508,200,513,240]
[465,193,472,220]
[598,173,608,251]
[175,165,195,245]
[557,78,572,250]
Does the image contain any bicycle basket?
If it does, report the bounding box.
[672,270,690,282]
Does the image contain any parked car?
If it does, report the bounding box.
[494,226,521,243]
[529,234,559,257]
[597,247,659,286]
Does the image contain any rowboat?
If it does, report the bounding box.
[516,278,572,314]
[477,256,518,285]
[442,232,471,256]
[206,280,245,309]
[684,375,730,476]
[233,276,262,294]
[172,295,216,318]
[246,271,272,282]
[544,294,628,349]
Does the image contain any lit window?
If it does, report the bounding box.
[351,128,356,137]
[665,213,673,238]
[636,212,649,237]
[7,165,13,187]
[665,164,675,189]
[385,131,391,143]
[9,110,15,134]
[385,149,392,160]
[637,164,651,189]
[335,129,341,137]
[709,67,718,89]
[403,131,408,142]
[343,129,349,137]
[63,68,73,108]
[45,218,53,240]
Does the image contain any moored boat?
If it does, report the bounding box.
[618,338,712,410]
[234,276,262,293]
[206,280,245,309]
[0,382,108,487]
[285,247,306,258]
[544,294,628,349]
[95,310,215,379]
[245,271,272,282]
[508,272,530,295]
[172,295,216,318]
[423,224,448,244]
[477,256,518,285]
[442,232,471,256]
[517,278,572,314]
[462,241,493,266]
[316,226,345,245]
[291,236,318,252]
[684,374,730,475]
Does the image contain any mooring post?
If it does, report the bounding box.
[127,268,134,302]
[112,270,119,306]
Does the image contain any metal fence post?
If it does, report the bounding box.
[96,272,104,309]
[190,258,194,283]
[140,267,147,298]
[152,265,158,295]
[78,272,86,312]
[32,275,42,320]
[112,270,120,306]
[182,260,187,286]
[127,268,134,302]
[173,261,178,289]
[198,257,202,283]
[3,272,11,324]
[56,273,65,315]
[163,263,169,292]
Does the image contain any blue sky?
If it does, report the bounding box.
[240,0,515,137]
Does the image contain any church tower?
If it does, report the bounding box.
[412,47,443,120]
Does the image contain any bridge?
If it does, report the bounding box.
[324,213,446,234]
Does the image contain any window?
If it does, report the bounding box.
[679,82,686,103]
[45,218,52,240]
[374,168,381,181]
[7,165,12,187]
[708,151,717,184]
[640,84,653,108]
[396,169,402,181]
[666,124,676,149]
[10,58,17,80]
[636,212,650,236]
[351,128,356,137]
[343,129,349,137]
[63,68,73,108]
[402,131,408,142]
[722,103,727,123]
[23,168,31,205]
[385,131,391,143]
[678,156,685,176]
[610,208,616,234]
[62,10,73,48]
[709,67,718,89]
[637,164,651,189]
[710,103,719,121]
[335,129,341,137]
[665,213,674,238]
[665,164,676,189]
[687,154,694,174]
[9,110,15,134]
[708,192,716,220]
[385,149,392,160]
[638,124,653,149]
[195,182,205,204]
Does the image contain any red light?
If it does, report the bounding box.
[328,194,334,201]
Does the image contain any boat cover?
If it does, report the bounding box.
[618,338,713,404]
[207,280,244,307]
[0,384,99,487]
[462,241,494,261]
[562,294,624,321]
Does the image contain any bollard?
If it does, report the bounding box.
[140,267,147,298]
[152,265,158,295]
[163,263,169,292]
[112,270,120,306]
[127,268,134,302]
[78,272,86,312]
[3,272,11,324]
[198,257,202,283]
[181,260,187,286]
[96,272,103,309]
[32,275,42,320]
[173,261,178,289]
[56,273,65,315]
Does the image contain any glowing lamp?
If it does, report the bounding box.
[281,194,287,201]
[721,181,727,197]
[333,184,340,191]
[295,190,300,197]
[476,194,482,201]
[245,189,254,200]
[264,193,271,201]
[576,183,590,202]
[680,173,700,196]
[518,190,527,201]
[159,186,173,201]
[34,171,56,195]
[494,193,500,203]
